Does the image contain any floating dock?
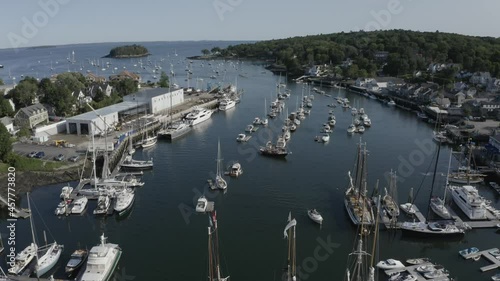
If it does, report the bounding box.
[460,247,500,272]
[384,262,451,281]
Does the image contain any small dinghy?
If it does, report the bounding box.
[376,259,405,270]
[307,209,323,225]
[406,258,430,265]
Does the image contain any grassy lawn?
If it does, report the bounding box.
[1,154,66,172]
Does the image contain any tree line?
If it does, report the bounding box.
[106,44,150,58]
[211,30,500,79]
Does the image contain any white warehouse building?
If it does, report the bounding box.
[123,88,184,114]
[66,88,184,135]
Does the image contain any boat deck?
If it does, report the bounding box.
[460,247,500,272]
[384,262,451,281]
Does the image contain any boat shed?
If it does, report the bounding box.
[66,101,146,135]
[123,88,184,115]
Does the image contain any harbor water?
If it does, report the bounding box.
[1,42,499,280]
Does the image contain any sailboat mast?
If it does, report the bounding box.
[91,126,97,186]
[466,140,472,185]
[444,148,453,202]
[27,193,40,276]
[426,141,442,219]
[292,225,296,279]
[208,227,213,281]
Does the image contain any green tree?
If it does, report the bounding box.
[201,49,210,55]
[211,47,221,54]
[93,88,105,103]
[158,71,169,88]
[111,79,138,97]
[0,123,12,162]
[9,77,38,108]
[0,96,14,117]
[16,125,31,138]
[0,78,4,86]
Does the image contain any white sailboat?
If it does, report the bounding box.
[430,149,452,219]
[207,211,229,281]
[9,193,63,277]
[215,139,227,190]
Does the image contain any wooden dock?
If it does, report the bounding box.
[384,262,451,281]
[461,247,500,272]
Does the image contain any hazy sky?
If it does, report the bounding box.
[1,0,499,49]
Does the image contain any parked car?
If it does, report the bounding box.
[54,154,65,161]
[68,155,80,162]
[27,151,38,158]
[34,151,45,159]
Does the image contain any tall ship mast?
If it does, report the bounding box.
[283,212,297,281]
[207,211,229,281]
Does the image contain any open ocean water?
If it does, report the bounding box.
[1,41,500,280]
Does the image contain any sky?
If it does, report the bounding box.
[0,0,499,49]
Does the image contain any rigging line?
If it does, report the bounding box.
[409,142,439,207]
[28,193,56,243]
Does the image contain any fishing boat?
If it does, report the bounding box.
[307,209,323,225]
[229,162,243,177]
[282,213,298,281]
[214,139,227,190]
[207,211,229,281]
[76,234,122,281]
[344,140,375,226]
[114,188,135,216]
[376,259,405,270]
[65,249,88,276]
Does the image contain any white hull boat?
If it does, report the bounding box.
[307,209,323,225]
[71,197,88,214]
[376,259,405,270]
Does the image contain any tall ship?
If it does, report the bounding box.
[185,107,213,126]
[207,211,229,281]
[449,185,487,220]
[344,141,375,226]
[282,213,297,281]
[77,234,122,281]
[448,142,485,184]
[260,136,289,158]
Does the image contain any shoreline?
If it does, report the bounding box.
[102,53,151,59]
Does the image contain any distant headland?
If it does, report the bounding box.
[103,44,150,58]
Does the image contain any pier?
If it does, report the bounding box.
[460,247,500,272]
[384,262,451,281]
[0,194,31,219]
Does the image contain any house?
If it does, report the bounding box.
[86,72,106,83]
[480,100,500,112]
[0,116,14,134]
[487,78,500,93]
[341,58,353,68]
[87,83,113,98]
[435,97,451,108]
[470,72,492,86]
[109,71,141,83]
[454,82,467,92]
[14,103,49,128]
[455,91,466,107]
[307,65,321,77]
[355,78,375,87]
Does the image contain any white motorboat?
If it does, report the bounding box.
[400,203,416,215]
[158,121,191,140]
[307,209,323,225]
[406,258,430,265]
[236,133,250,142]
[93,196,111,215]
[120,155,153,170]
[253,117,262,125]
[387,99,396,106]
[60,185,73,199]
[185,107,213,126]
[415,264,436,273]
[77,234,121,281]
[388,272,417,281]
[261,118,268,126]
[55,200,69,216]
[321,134,330,143]
[219,98,236,111]
[347,124,356,134]
[71,197,88,214]
[229,162,243,177]
[424,269,449,279]
[328,119,336,127]
[449,185,487,220]
[283,130,291,141]
[376,259,405,270]
[357,125,365,133]
[363,118,372,127]
[196,196,208,213]
[114,188,135,216]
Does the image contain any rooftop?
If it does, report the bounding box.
[128,88,180,100]
[67,100,146,121]
[18,103,47,116]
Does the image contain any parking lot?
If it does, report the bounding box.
[13,142,82,162]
